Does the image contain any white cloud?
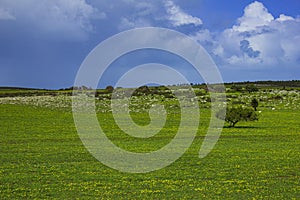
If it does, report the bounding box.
[114,0,160,30]
[0,0,105,40]
[101,0,203,31]
[233,1,274,32]
[164,0,202,27]
[191,29,212,43]
[0,8,15,20]
[206,1,300,69]
[276,14,294,22]
[118,17,151,30]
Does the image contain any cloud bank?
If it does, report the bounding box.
[0,0,105,40]
[192,1,300,71]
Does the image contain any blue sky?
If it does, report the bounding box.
[0,0,299,89]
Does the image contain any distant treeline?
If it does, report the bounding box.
[0,88,72,98]
[224,80,300,88]
[0,80,299,98]
[0,87,41,90]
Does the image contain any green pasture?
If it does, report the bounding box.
[0,88,299,199]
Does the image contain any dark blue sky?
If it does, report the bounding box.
[0,0,299,89]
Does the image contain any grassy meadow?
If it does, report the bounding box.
[0,83,299,199]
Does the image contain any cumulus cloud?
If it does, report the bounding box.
[233,1,274,32]
[164,0,202,27]
[0,0,105,40]
[204,1,300,68]
[276,14,294,22]
[240,40,260,58]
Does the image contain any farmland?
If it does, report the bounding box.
[0,82,300,199]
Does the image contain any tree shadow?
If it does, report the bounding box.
[223,125,264,129]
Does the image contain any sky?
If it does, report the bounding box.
[0,0,299,89]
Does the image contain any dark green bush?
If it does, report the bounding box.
[251,98,259,111]
[216,106,259,127]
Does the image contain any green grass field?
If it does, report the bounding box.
[0,87,300,199]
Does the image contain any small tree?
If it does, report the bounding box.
[105,85,114,93]
[216,106,259,127]
[133,85,151,96]
[245,84,258,93]
[251,98,259,111]
[231,84,243,92]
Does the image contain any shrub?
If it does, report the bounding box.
[245,84,259,93]
[151,86,175,98]
[251,98,259,111]
[132,86,151,96]
[231,84,243,92]
[105,85,114,93]
[216,106,259,127]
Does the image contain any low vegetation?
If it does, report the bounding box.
[216,106,259,127]
[0,81,299,198]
